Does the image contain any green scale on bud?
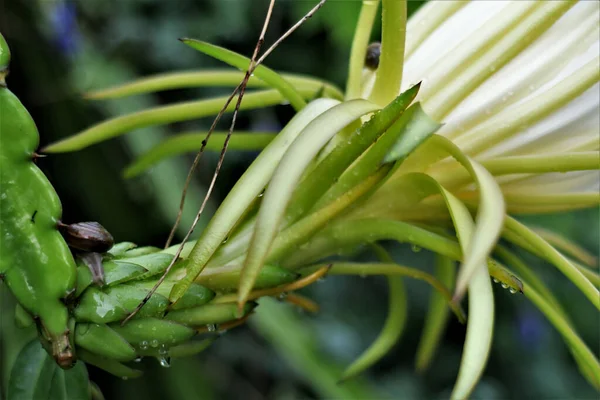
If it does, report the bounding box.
[14,241,301,378]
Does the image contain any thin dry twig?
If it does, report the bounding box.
[122,0,276,326]
[123,0,328,326]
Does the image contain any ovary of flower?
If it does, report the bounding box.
[365,0,599,212]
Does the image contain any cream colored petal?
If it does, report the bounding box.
[401,1,515,93]
[481,83,599,157]
[440,5,598,140]
[502,170,600,193]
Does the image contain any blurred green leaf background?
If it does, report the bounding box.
[0,1,598,399]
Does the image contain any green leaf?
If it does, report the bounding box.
[124,132,277,178]
[169,98,340,304]
[8,340,90,400]
[43,89,316,153]
[181,39,307,111]
[415,254,455,372]
[85,70,344,101]
[237,99,380,308]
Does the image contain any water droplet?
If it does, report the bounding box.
[150,339,159,348]
[501,283,509,289]
[206,324,217,332]
[158,344,169,355]
[277,292,288,300]
[133,356,143,363]
[158,356,171,368]
[221,237,228,244]
[492,278,499,283]
[122,376,129,381]
[411,244,422,253]
[509,287,517,294]
[139,341,149,350]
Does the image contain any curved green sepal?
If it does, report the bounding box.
[124,132,276,178]
[109,318,196,348]
[180,38,307,111]
[75,323,137,362]
[77,349,142,379]
[165,302,257,327]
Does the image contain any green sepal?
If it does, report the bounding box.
[75,323,137,362]
[115,253,176,281]
[196,264,299,292]
[74,285,169,324]
[165,302,257,327]
[107,242,138,257]
[119,246,162,258]
[77,349,142,379]
[134,280,216,310]
[109,318,196,348]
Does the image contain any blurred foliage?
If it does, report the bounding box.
[0,1,598,399]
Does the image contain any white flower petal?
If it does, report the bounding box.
[439,5,599,138]
[502,171,600,194]
[399,0,598,163]
[481,84,599,157]
[402,1,514,92]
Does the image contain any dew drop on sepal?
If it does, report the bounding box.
[277,292,288,300]
[158,356,171,368]
[158,344,169,355]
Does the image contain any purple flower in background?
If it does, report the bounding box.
[517,308,547,350]
[50,2,80,57]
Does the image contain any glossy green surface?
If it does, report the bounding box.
[0,77,77,365]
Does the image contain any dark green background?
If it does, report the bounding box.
[1,1,598,399]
